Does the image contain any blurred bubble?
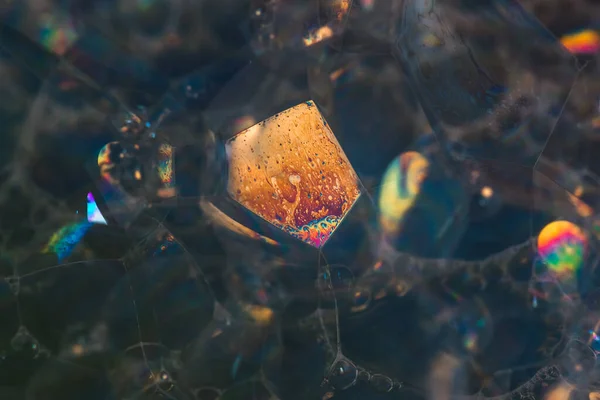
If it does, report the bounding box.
[449,300,493,354]
[558,339,597,385]
[350,288,371,313]
[378,151,429,237]
[108,343,181,398]
[469,184,503,222]
[3,0,600,398]
[537,220,587,280]
[394,0,579,165]
[10,326,48,360]
[38,13,79,56]
[318,264,355,303]
[377,151,468,257]
[369,373,394,392]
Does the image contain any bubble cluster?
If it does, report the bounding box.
[3,0,600,399]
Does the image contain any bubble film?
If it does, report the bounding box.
[537,220,587,278]
[86,192,107,225]
[560,30,600,55]
[4,0,600,399]
[226,101,360,248]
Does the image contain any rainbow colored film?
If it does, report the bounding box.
[226,101,361,248]
[157,143,176,198]
[87,192,107,225]
[537,220,587,277]
[97,142,117,184]
[43,221,92,262]
[378,151,429,236]
[38,14,78,56]
[560,30,600,54]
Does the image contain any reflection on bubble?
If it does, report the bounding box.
[38,14,78,56]
[10,326,49,360]
[377,151,468,257]
[450,300,493,354]
[304,26,334,47]
[109,343,180,398]
[157,143,175,198]
[560,30,600,55]
[87,192,107,225]
[558,339,597,385]
[200,200,281,247]
[369,373,394,392]
[378,151,429,236]
[43,221,92,262]
[537,220,587,279]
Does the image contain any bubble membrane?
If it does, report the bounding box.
[5,2,600,399]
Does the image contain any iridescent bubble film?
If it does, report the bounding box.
[86,192,107,225]
[537,220,587,278]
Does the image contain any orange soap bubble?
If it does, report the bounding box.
[226,101,361,248]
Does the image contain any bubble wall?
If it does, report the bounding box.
[3,0,600,399]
